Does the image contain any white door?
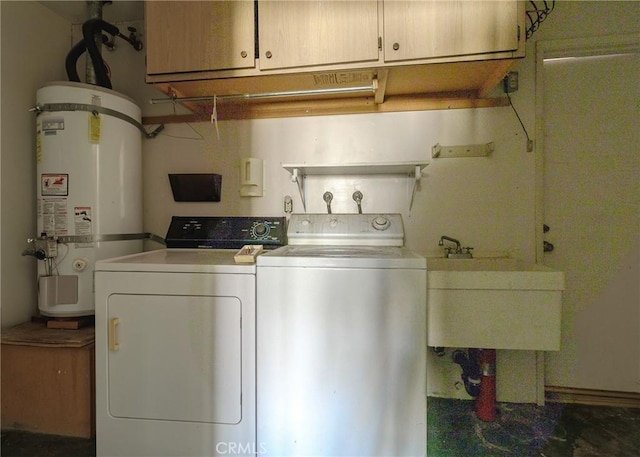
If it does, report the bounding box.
[539,36,640,392]
[107,293,243,423]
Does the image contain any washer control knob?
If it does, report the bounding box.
[372,216,390,231]
[253,223,269,237]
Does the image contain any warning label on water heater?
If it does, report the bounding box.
[41,174,68,196]
[40,197,69,236]
[74,206,94,248]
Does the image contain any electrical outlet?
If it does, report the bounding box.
[284,195,293,213]
[504,71,519,93]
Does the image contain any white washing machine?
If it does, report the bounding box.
[94,216,286,457]
[256,213,427,457]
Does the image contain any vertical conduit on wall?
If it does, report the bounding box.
[85,1,105,85]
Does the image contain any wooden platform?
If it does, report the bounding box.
[1,321,95,438]
[2,321,95,347]
[37,315,95,330]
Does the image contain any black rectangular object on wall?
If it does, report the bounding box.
[168,174,222,202]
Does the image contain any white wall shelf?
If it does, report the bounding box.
[282,161,429,211]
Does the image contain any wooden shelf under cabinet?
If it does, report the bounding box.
[144,59,515,123]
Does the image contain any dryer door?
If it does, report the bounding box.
[107,293,242,424]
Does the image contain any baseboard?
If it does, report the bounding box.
[545,386,640,408]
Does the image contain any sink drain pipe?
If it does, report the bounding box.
[453,348,497,421]
[476,349,497,421]
[452,349,481,397]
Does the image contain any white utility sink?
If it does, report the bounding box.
[427,258,565,351]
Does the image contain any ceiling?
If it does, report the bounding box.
[39,1,144,24]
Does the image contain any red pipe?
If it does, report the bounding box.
[475,349,497,421]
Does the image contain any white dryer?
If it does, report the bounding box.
[256,213,427,457]
[94,216,286,457]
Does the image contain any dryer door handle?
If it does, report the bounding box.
[109,317,120,351]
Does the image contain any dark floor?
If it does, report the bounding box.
[2,398,640,456]
[427,397,640,456]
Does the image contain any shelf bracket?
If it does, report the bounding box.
[432,142,494,158]
[290,168,306,211]
[373,69,389,104]
[409,165,422,212]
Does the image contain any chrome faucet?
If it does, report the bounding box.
[439,236,461,251]
[439,235,473,259]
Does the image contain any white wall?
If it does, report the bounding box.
[0,1,70,328]
[142,109,534,258]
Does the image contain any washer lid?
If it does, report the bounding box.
[95,249,255,274]
[256,245,426,269]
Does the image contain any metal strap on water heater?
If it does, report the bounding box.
[32,103,164,139]
[55,232,166,245]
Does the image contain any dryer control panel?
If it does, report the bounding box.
[165,216,287,249]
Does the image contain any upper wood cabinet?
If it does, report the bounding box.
[144,1,526,119]
[145,1,255,75]
[257,1,379,70]
[383,1,521,62]
[145,0,523,79]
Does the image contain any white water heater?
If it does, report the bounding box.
[35,81,142,317]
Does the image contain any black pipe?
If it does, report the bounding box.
[82,18,119,89]
[65,39,86,83]
[452,349,482,398]
[65,34,109,84]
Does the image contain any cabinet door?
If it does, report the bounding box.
[258,0,379,70]
[383,0,520,62]
[146,1,255,74]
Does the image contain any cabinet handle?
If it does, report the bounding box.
[109,317,120,351]
[265,51,273,59]
[393,43,400,51]
[241,50,247,58]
